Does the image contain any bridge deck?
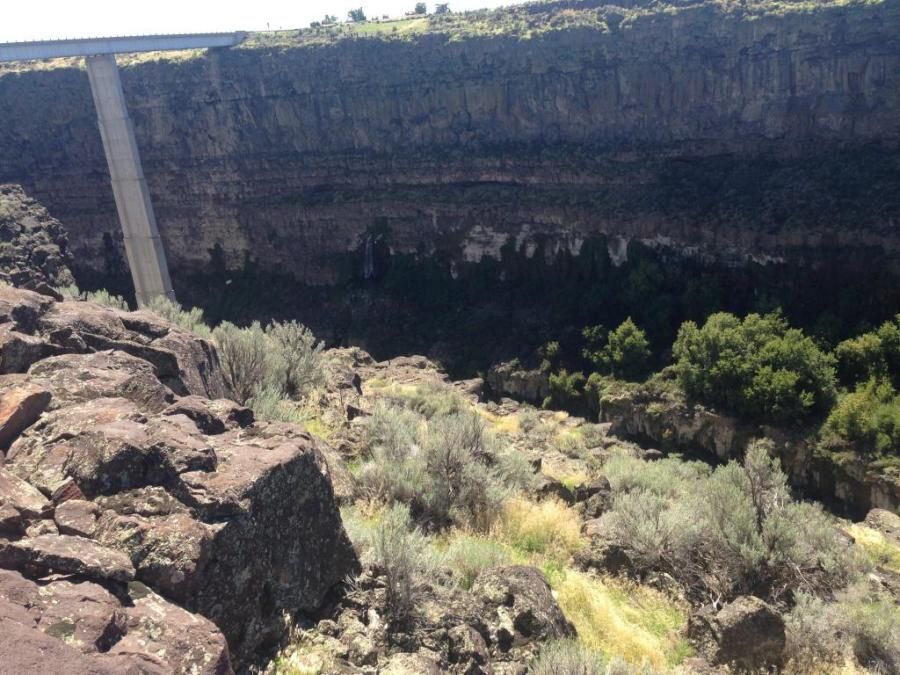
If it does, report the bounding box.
[0,33,245,62]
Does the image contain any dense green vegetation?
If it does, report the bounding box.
[536,308,900,464]
[672,312,837,423]
[826,379,900,456]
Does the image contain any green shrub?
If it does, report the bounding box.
[539,340,562,372]
[67,288,130,311]
[518,408,542,433]
[786,586,900,673]
[579,423,607,448]
[403,380,466,418]
[212,319,325,406]
[672,312,836,423]
[359,404,525,530]
[825,378,900,455]
[784,592,846,667]
[557,432,586,458]
[598,441,859,602]
[266,320,325,398]
[212,321,270,404]
[445,536,511,589]
[531,640,608,675]
[370,504,432,621]
[544,369,587,412]
[144,296,211,337]
[583,318,652,381]
[603,454,710,499]
[835,316,900,387]
[247,386,307,424]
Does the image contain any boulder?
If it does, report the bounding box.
[485,361,550,405]
[162,395,253,434]
[0,468,50,522]
[0,287,54,334]
[0,284,358,667]
[534,474,574,504]
[470,566,575,654]
[0,325,50,375]
[54,499,100,538]
[448,623,492,673]
[0,381,51,450]
[688,596,786,669]
[0,185,75,292]
[6,398,359,661]
[27,352,174,413]
[0,568,232,674]
[380,650,443,674]
[0,534,135,583]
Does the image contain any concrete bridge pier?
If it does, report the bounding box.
[85,53,175,305]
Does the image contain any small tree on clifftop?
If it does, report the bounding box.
[348,7,367,22]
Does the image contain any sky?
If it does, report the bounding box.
[0,0,522,42]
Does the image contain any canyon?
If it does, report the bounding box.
[1,0,899,367]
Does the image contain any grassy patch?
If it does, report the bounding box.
[444,534,512,589]
[846,523,900,574]
[494,497,583,563]
[551,570,691,669]
[479,409,520,435]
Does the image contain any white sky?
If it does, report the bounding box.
[0,0,521,42]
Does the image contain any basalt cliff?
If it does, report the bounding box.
[1,0,899,368]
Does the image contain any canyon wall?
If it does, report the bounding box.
[1,0,899,364]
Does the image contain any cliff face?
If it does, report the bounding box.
[0,0,898,364]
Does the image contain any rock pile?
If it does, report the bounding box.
[0,286,358,670]
[0,184,75,292]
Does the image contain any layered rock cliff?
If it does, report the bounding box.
[1,0,898,366]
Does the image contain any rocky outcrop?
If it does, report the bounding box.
[0,184,74,293]
[688,596,786,670]
[0,286,359,669]
[0,568,232,674]
[486,361,550,405]
[304,563,573,672]
[0,285,230,399]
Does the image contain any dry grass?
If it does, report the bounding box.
[846,523,900,574]
[479,409,520,435]
[494,497,583,562]
[552,570,691,669]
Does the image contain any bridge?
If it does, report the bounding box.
[0,33,247,305]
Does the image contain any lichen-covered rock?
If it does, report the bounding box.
[0,285,230,401]
[54,499,100,538]
[0,534,135,582]
[0,380,51,451]
[0,285,358,668]
[0,568,233,674]
[470,566,575,655]
[865,508,900,546]
[687,595,786,670]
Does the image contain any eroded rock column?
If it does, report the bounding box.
[85,53,175,306]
